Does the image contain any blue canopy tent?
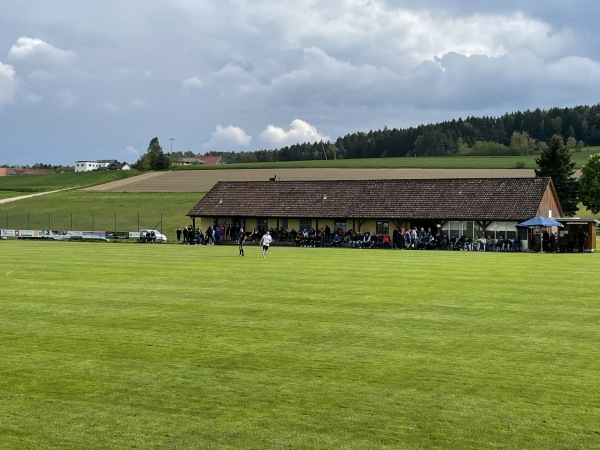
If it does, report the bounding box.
[516,216,564,252]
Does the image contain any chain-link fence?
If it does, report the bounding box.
[0,212,164,233]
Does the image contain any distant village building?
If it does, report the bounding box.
[74,160,131,172]
[171,156,222,166]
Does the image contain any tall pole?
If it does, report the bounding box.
[169,138,174,153]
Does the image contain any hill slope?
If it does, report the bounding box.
[84,168,536,192]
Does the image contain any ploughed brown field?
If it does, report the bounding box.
[84,168,536,192]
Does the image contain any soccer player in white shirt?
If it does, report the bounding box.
[260,230,273,258]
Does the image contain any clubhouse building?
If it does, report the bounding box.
[187,177,566,246]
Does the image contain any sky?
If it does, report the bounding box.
[2,0,600,166]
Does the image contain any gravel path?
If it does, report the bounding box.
[0,187,78,204]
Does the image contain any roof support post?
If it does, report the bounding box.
[475,220,493,233]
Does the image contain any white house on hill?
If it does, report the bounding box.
[74,160,131,172]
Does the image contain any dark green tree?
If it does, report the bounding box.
[134,137,171,170]
[578,153,600,214]
[535,134,579,216]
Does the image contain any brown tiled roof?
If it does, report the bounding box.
[174,156,222,165]
[199,156,222,165]
[187,178,556,221]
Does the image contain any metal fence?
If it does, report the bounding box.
[1,212,164,233]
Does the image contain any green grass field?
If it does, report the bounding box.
[1,241,599,449]
[0,170,139,193]
[173,147,600,170]
[0,191,200,241]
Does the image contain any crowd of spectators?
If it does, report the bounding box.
[175,222,545,252]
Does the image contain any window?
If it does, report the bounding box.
[334,220,347,233]
[376,221,389,235]
[299,219,312,231]
[256,218,268,230]
[487,221,517,240]
[280,219,288,229]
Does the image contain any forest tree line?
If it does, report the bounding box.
[191,103,600,163]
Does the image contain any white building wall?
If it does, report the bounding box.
[74,161,110,172]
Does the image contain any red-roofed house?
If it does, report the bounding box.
[171,156,222,166]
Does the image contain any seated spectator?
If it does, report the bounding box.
[439,234,448,250]
[478,236,487,251]
[450,235,457,249]
[332,234,342,247]
[370,234,381,249]
[425,235,437,250]
[465,236,472,251]
[308,228,316,247]
[455,236,465,251]
[381,233,391,249]
[361,232,371,248]
[495,236,504,251]
[301,229,309,247]
[512,238,521,252]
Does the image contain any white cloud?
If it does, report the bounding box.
[182,76,203,88]
[130,99,147,108]
[56,90,77,108]
[265,47,396,107]
[260,119,330,147]
[203,125,252,150]
[103,100,119,111]
[24,92,43,104]
[0,61,20,109]
[8,37,75,66]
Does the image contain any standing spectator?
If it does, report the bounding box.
[176,227,182,243]
[182,226,189,244]
[319,228,326,247]
[214,225,221,244]
[578,229,588,253]
[543,230,550,252]
[392,227,400,249]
